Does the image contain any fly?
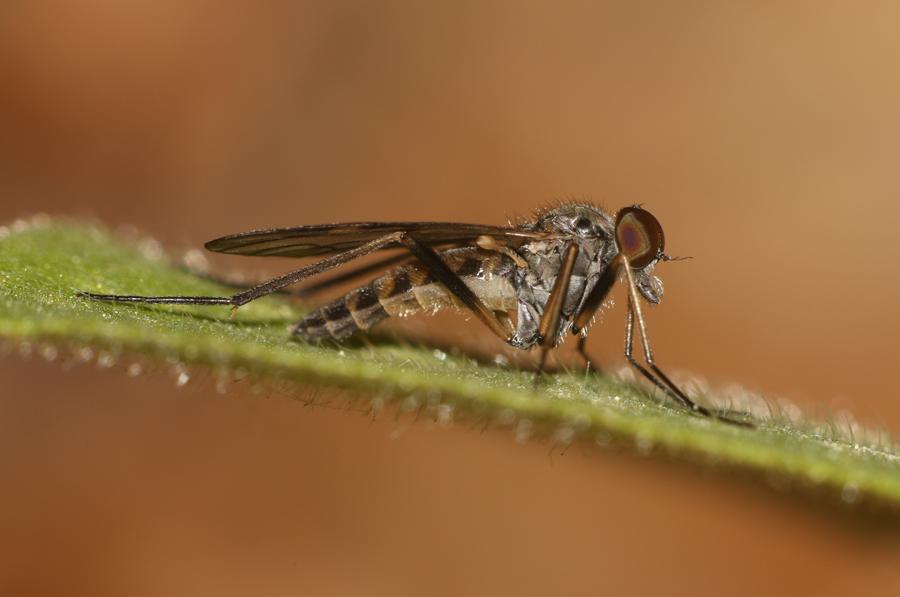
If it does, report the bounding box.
[81,202,749,426]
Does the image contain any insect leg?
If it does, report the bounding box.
[570,252,682,398]
[82,232,407,308]
[181,251,412,299]
[572,251,708,413]
[292,251,410,298]
[534,243,580,387]
[399,235,513,342]
[620,258,752,426]
[494,310,513,332]
[575,335,602,375]
[618,259,710,416]
[572,252,748,425]
[622,297,697,410]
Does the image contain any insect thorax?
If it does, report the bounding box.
[509,204,619,349]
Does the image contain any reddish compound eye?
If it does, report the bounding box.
[614,206,665,269]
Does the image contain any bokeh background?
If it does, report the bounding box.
[2,2,900,595]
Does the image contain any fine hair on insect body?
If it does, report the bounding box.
[81,202,751,426]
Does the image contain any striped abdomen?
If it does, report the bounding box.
[294,247,518,341]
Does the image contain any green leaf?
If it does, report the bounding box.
[2,218,899,508]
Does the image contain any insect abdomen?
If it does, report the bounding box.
[293,248,517,341]
[293,284,389,341]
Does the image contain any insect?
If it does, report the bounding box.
[82,202,748,425]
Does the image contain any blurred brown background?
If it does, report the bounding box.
[2,2,900,595]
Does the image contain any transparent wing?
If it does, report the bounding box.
[204,221,548,258]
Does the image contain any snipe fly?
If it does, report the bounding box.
[82,202,750,425]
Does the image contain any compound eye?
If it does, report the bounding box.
[615,206,665,269]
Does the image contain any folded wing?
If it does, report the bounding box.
[205,222,547,258]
